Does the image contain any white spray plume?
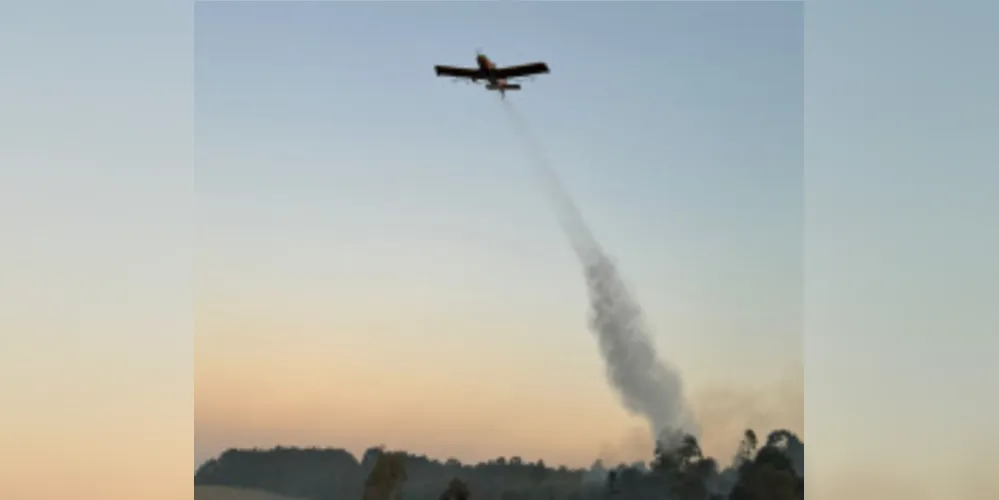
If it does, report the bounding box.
[501,101,699,447]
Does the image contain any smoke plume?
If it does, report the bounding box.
[501,102,698,447]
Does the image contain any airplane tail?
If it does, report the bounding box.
[486,83,521,99]
[486,83,521,91]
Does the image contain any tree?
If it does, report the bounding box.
[364,451,408,500]
[728,430,803,500]
[440,478,470,500]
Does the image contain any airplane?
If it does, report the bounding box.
[434,51,550,99]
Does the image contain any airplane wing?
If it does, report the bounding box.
[434,65,483,79]
[493,62,550,79]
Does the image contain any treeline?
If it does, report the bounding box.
[194,429,804,500]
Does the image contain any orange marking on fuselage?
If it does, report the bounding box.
[476,54,506,86]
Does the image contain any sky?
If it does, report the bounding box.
[195,0,803,471]
[1,1,996,500]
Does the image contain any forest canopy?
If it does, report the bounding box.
[194,429,803,500]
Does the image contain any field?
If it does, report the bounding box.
[195,486,302,500]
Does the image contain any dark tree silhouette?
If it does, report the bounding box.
[728,431,804,500]
[440,478,470,500]
[194,428,804,500]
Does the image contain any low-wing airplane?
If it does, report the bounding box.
[434,51,550,99]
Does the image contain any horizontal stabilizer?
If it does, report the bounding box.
[486,84,521,91]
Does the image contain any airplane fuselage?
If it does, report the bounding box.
[476,55,500,84]
[476,54,514,96]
